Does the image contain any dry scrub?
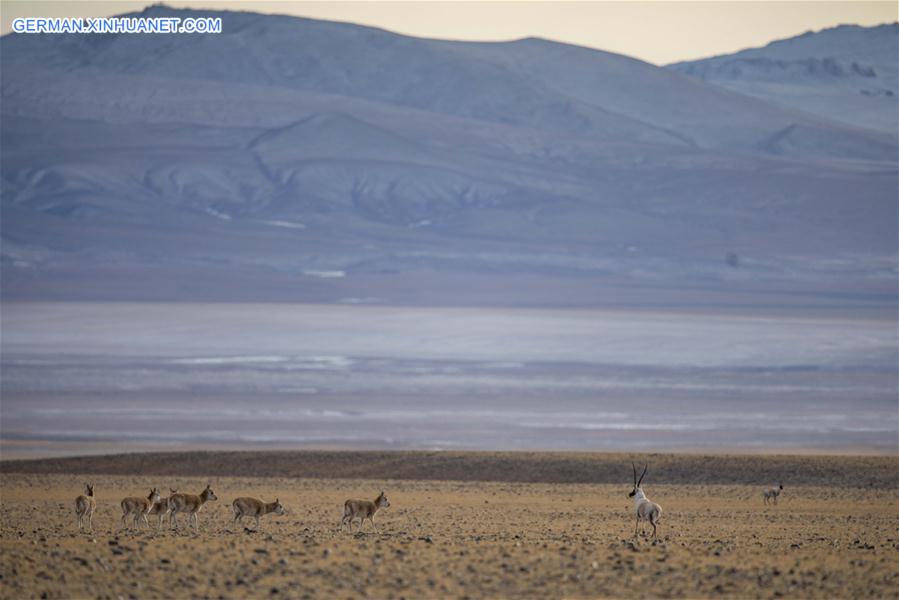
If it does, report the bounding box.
[3,451,896,488]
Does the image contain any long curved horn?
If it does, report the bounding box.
[632,462,637,486]
[638,464,648,486]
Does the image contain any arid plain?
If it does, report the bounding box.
[1,452,897,599]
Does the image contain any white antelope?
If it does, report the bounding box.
[74,483,96,531]
[169,484,218,530]
[629,463,662,539]
[763,483,783,505]
[147,488,178,530]
[121,488,161,529]
[232,497,286,529]
[341,491,390,533]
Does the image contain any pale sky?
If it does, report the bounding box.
[1,1,896,64]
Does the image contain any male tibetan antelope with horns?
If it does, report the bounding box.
[629,463,662,539]
[74,483,96,531]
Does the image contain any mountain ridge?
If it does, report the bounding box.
[670,22,897,63]
[2,6,894,157]
[1,7,896,308]
[669,22,898,133]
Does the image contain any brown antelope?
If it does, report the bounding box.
[629,463,662,539]
[121,488,161,529]
[232,497,286,529]
[147,488,178,530]
[763,483,783,505]
[341,491,390,533]
[74,483,96,531]
[169,484,218,530]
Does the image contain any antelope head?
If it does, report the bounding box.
[272,499,286,515]
[201,484,217,502]
[628,463,647,498]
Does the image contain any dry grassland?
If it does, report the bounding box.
[1,453,897,599]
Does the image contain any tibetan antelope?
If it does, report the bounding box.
[147,488,178,530]
[232,497,286,529]
[121,488,161,529]
[763,483,783,505]
[74,483,96,531]
[341,491,390,533]
[169,484,218,530]
[629,463,662,539]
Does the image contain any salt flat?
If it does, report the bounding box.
[2,303,896,456]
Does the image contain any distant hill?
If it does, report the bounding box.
[669,23,899,134]
[1,7,896,308]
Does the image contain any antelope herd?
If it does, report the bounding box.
[73,465,785,537]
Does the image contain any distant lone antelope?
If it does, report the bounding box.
[74,483,96,531]
[342,491,390,533]
[232,497,286,529]
[121,488,161,529]
[629,463,662,539]
[763,483,783,505]
[147,488,178,530]
[169,484,218,530]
